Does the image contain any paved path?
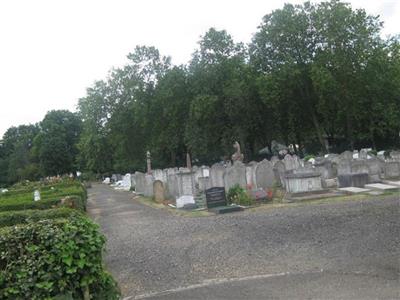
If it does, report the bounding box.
[88,184,399,299]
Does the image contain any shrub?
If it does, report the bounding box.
[0,181,87,212]
[0,195,84,212]
[0,208,82,228]
[303,154,315,161]
[227,184,254,206]
[0,216,120,299]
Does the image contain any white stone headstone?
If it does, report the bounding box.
[120,173,132,191]
[283,154,300,171]
[178,172,194,196]
[245,161,257,188]
[153,169,164,181]
[176,195,195,208]
[135,172,146,194]
[167,174,179,199]
[255,159,275,189]
[210,163,225,187]
[224,161,247,191]
[34,190,41,201]
[273,161,286,187]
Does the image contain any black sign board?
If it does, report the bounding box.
[205,187,227,208]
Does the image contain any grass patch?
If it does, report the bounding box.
[247,189,398,212]
[134,189,398,217]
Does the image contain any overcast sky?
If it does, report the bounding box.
[0,0,399,138]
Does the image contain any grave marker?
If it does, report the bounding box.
[205,187,227,208]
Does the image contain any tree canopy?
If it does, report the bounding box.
[1,0,399,186]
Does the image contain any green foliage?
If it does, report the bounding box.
[227,184,254,206]
[0,125,40,185]
[34,110,82,176]
[0,195,84,212]
[0,208,82,228]
[304,155,315,161]
[1,0,399,181]
[0,216,120,299]
[0,180,87,212]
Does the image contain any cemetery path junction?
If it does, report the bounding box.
[88,183,399,299]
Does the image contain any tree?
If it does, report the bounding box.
[1,125,39,184]
[186,28,266,163]
[34,110,82,176]
[250,0,394,152]
[77,80,113,174]
[150,66,191,167]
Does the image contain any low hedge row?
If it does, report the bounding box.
[1,180,84,198]
[0,183,87,204]
[0,195,85,212]
[0,216,120,299]
[0,208,82,228]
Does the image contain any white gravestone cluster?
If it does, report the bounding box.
[102,149,399,202]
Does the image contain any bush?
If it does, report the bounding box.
[0,195,84,212]
[0,216,120,299]
[303,154,315,161]
[0,208,82,228]
[0,181,87,212]
[227,184,254,206]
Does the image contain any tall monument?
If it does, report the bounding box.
[146,151,152,174]
[231,141,244,163]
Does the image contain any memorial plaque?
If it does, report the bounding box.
[205,187,227,208]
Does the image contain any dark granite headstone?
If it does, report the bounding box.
[338,173,368,188]
[205,187,227,208]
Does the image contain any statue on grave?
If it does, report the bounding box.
[146,151,152,174]
[231,141,244,163]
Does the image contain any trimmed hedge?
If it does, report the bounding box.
[0,195,85,212]
[2,181,84,198]
[0,181,87,212]
[0,216,120,299]
[0,183,86,202]
[0,208,82,228]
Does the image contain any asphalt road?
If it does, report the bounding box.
[87,184,399,299]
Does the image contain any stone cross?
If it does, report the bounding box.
[146,151,152,174]
[231,141,244,162]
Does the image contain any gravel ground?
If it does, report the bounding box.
[87,184,399,299]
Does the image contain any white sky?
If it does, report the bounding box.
[0,0,399,138]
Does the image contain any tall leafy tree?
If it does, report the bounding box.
[34,110,82,176]
[0,125,39,184]
[250,0,395,152]
[150,66,191,167]
[186,28,263,162]
[77,80,113,174]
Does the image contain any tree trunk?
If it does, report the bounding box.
[170,150,176,166]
